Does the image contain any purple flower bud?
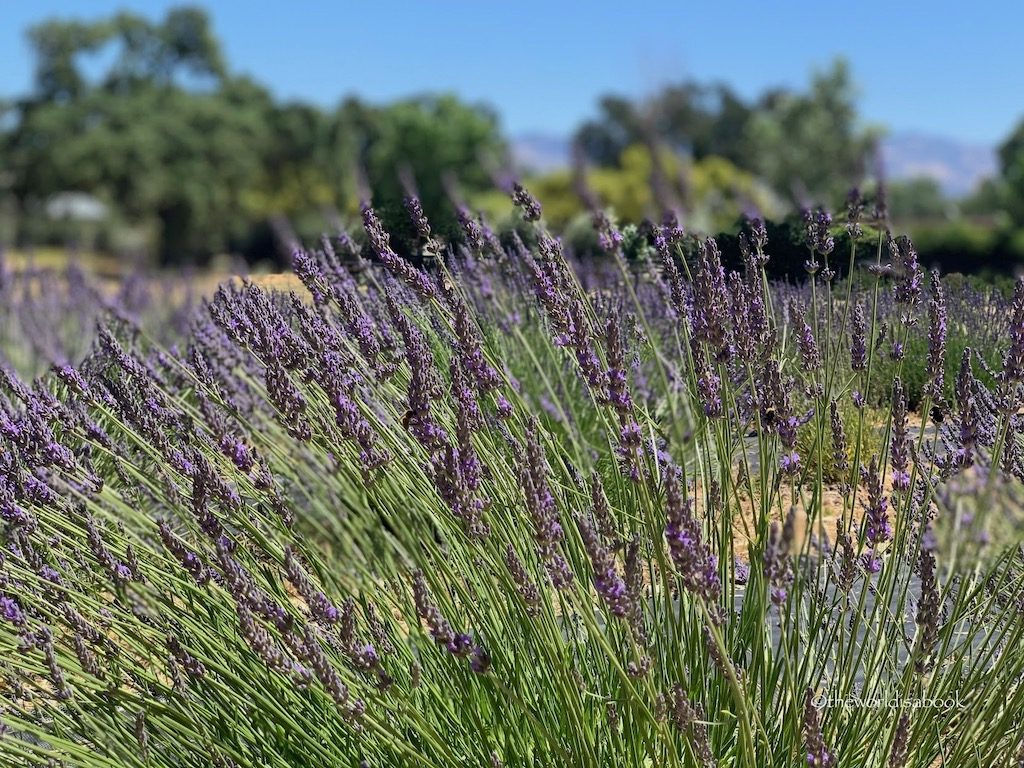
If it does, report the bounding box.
[802,688,836,766]
[403,196,432,241]
[850,302,867,371]
[780,452,801,476]
[361,205,437,300]
[890,379,910,490]
[925,271,948,399]
[788,300,821,371]
[803,208,835,257]
[519,421,573,589]
[690,239,732,359]
[890,235,923,314]
[576,515,630,617]
[763,508,795,606]
[469,645,491,674]
[1,596,25,626]
[511,182,542,221]
[664,465,720,605]
[915,545,941,673]
[862,457,891,549]
[446,633,473,657]
[496,395,513,419]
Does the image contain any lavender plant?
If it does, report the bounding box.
[1,191,1024,767]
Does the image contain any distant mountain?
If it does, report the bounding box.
[511,133,571,173]
[512,130,998,199]
[880,132,996,198]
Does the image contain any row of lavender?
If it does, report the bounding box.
[2,190,1024,767]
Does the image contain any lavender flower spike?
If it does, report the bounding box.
[519,420,573,589]
[890,379,911,490]
[663,465,720,604]
[576,514,630,617]
[862,456,891,548]
[763,507,795,605]
[925,270,948,400]
[511,182,542,221]
[802,688,836,767]
[850,301,867,371]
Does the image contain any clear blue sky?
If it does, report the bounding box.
[1,1,1021,145]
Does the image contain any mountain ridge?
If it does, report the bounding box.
[510,130,997,198]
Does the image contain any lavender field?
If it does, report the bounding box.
[2,190,1024,767]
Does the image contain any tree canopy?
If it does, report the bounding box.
[0,6,506,263]
[573,60,880,208]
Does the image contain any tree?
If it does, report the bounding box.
[573,96,644,168]
[3,7,265,261]
[886,178,951,222]
[996,118,1024,225]
[2,6,511,263]
[572,60,876,211]
[744,59,880,207]
[361,95,507,248]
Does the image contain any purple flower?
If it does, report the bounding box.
[862,457,891,547]
[780,452,801,476]
[1002,278,1024,386]
[403,196,432,241]
[351,643,379,671]
[511,182,542,221]
[603,310,633,413]
[861,550,883,574]
[283,547,339,625]
[431,361,491,538]
[763,508,795,605]
[469,645,491,674]
[159,522,212,585]
[694,355,723,419]
[925,271,948,399]
[802,688,836,766]
[219,435,254,472]
[690,238,732,359]
[788,300,821,371]
[451,295,501,392]
[733,559,750,585]
[888,714,910,768]
[915,545,941,673]
[412,570,456,649]
[446,633,473,657]
[576,514,630,617]
[504,545,541,616]
[846,188,865,239]
[389,294,449,453]
[1,596,25,626]
[663,465,720,605]
[850,302,867,371]
[952,349,981,471]
[519,421,573,589]
[803,208,835,257]
[496,395,513,419]
[668,686,716,766]
[890,379,910,490]
[890,235,923,315]
[361,206,437,300]
[412,571,482,671]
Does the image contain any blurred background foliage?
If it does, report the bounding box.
[3,6,1024,275]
